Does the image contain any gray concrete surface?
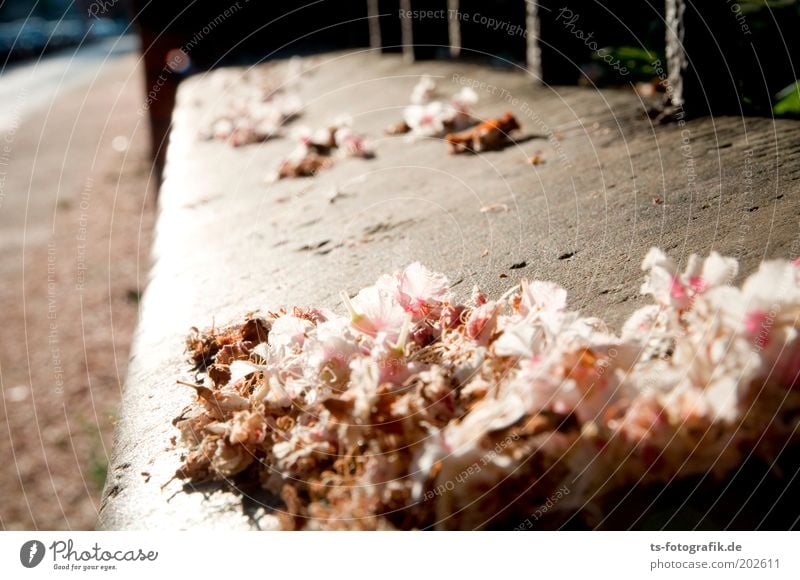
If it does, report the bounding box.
[0,51,154,530]
[99,50,800,530]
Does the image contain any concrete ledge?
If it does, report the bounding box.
[99,51,800,529]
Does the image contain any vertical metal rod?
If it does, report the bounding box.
[367,0,382,50]
[400,0,415,62]
[448,0,461,58]
[525,1,542,84]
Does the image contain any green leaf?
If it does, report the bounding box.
[774,81,800,115]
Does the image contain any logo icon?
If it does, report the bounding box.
[20,540,46,568]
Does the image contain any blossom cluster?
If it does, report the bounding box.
[269,115,375,181]
[198,61,306,147]
[386,75,479,139]
[174,251,800,529]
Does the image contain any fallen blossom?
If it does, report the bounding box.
[410,75,437,105]
[387,77,479,139]
[445,112,521,154]
[270,116,374,180]
[199,65,304,147]
[172,249,800,529]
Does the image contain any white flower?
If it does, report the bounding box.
[451,87,478,110]
[305,318,359,389]
[640,247,737,309]
[410,75,437,105]
[401,85,479,139]
[518,279,568,316]
[379,262,451,321]
[270,315,313,352]
[342,286,407,339]
[404,101,447,137]
[174,249,800,530]
[465,302,499,345]
[493,322,540,358]
[334,126,374,158]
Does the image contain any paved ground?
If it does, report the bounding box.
[99,51,800,529]
[0,48,155,530]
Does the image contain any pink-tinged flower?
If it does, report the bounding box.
[744,309,770,348]
[440,304,466,330]
[305,319,359,389]
[471,285,487,306]
[270,315,313,351]
[518,279,568,317]
[402,86,479,139]
[404,101,447,137]
[669,276,688,302]
[436,88,478,134]
[509,355,579,415]
[558,348,616,422]
[341,286,407,339]
[346,357,381,422]
[393,262,451,320]
[412,324,435,347]
[688,276,708,294]
[449,87,478,120]
[369,328,416,386]
[291,125,333,152]
[612,394,668,443]
[201,68,303,147]
[229,410,267,445]
[641,249,738,310]
[465,302,499,344]
[174,249,800,530]
[698,252,738,288]
[452,86,478,108]
[640,247,679,306]
[334,127,374,159]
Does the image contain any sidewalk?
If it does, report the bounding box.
[0,51,154,530]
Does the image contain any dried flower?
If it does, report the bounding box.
[199,66,304,147]
[172,248,800,530]
[388,78,479,140]
[271,116,374,180]
[445,112,521,154]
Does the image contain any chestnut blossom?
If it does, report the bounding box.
[410,75,437,105]
[640,248,737,310]
[518,279,568,316]
[378,262,451,321]
[269,315,313,352]
[400,80,479,139]
[272,115,375,179]
[174,248,800,530]
[304,319,359,390]
[404,101,448,137]
[342,286,407,339]
[200,65,303,146]
[334,126,374,158]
